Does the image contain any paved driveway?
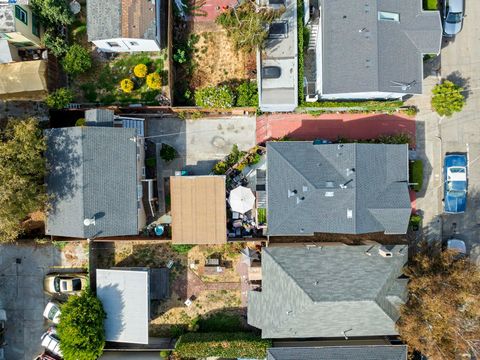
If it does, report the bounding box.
[256,113,415,144]
[438,0,480,264]
[0,243,62,360]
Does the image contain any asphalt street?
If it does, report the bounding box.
[439,0,480,265]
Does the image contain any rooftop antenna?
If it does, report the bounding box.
[83,217,96,227]
[342,328,353,340]
[390,80,417,91]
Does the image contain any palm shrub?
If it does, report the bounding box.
[62,45,92,75]
[146,72,162,90]
[431,80,465,117]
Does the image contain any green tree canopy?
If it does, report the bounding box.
[62,45,92,75]
[397,245,480,359]
[216,1,285,52]
[30,0,73,26]
[0,119,46,242]
[57,290,106,360]
[46,88,74,109]
[431,80,465,117]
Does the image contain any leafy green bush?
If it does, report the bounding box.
[175,332,271,359]
[410,214,422,229]
[235,80,258,107]
[159,350,171,359]
[42,30,68,57]
[431,80,465,117]
[194,85,235,108]
[75,118,86,127]
[297,0,305,102]
[212,160,228,175]
[62,45,92,75]
[159,143,177,162]
[198,313,243,332]
[410,160,423,192]
[257,208,267,224]
[57,290,106,360]
[173,48,187,64]
[80,83,98,102]
[170,244,194,254]
[145,157,156,168]
[46,88,74,109]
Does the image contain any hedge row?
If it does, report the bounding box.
[297,0,305,103]
[300,100,404,109]
[175,332,271,358]
[409,160,424,192]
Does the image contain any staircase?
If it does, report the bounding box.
[308,23,319,52]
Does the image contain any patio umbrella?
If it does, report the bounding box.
[240,247,259,266]
[229,186,255,214]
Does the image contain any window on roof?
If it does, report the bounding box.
[130,41,139,46]
[15,6,28,25]
[378,11,400,22]
[107,41,120,47]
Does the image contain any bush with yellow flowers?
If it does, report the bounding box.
[133,64,148,78]
[120,78,134,93]
[146,72,162,90]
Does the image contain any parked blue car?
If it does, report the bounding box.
[444,153,467,213]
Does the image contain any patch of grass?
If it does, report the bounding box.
[409,160,423,192]
[257,208,266,225]
[170,244,195,254]
[52,241,68,250]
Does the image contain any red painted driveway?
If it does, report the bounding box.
[257,113,415,145]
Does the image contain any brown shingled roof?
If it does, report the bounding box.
[171,176,227,245]
[121,0,156,39]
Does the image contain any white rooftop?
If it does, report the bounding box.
[96,269,150,344]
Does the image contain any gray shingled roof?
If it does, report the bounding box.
[267,345,408,360]
[266,142,411,236]
[45,127,139,238]
[321,0,442,95]
[247,245,408,338]
[86,0,122,41]
[85,109,115,127]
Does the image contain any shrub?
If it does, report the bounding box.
[120,78,134,93]
[431,80,465,117]
[159,350,171,359]
[297,0,305,102]
[30,0,73,26]
[145,157,156,168]
[375,133,411,145]
[75,118,86,127]
[175,332,271,359]
[170,325,187,338]
[195,85,235,108]
[46,88,74,109]
[173,48,187,64]
[80,83,97,102]
[170,244,194,254]
[198,313,243,332]
[409,214,422,229]
[235,80,258,107]
[62,44,92,75]
[159,143,177,162]
[212,160,228,175]
[146,72,162,90]
[247,152,261,165]
[42,30,68,57]
[57,290,106,360]
[409,160,423,192]
[257,208,266,224]
[133,64,148,78]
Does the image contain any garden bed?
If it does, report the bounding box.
[72,52,170,105]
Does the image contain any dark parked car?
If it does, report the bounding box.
[443,0,464,37]
[444,153,467,213]
[262,66,281,79]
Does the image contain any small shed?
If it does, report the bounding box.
[96,269,150,344]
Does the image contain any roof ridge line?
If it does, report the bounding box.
[80,127,86,238]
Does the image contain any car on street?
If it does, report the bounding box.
[40,328,62,358]
[34,350,62,360]
[444,153,467,213]
[43,301,61,324]
[43,273,88,296]
[443,0,464,37]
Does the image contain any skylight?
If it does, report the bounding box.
[378,11,400,22]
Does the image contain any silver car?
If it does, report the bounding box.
[443,0,464,37]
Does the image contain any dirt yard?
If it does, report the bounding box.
[189,30,256,89]
[93,241,248,336]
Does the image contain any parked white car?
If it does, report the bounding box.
[40,328,62,358]
[43,302,61,325]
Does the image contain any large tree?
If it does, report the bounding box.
[0,119,47,242]
[431,80,465,117]
[397,246,480,360]
[216,1,285,52]
[30,0,73,26]
[57,290,106,360]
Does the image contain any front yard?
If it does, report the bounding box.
[94,241,249,337]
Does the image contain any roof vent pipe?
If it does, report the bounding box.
[379,247,393,258]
